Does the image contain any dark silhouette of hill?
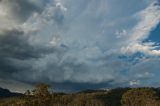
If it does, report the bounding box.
[78,89,107,93]
[0,87,23,98]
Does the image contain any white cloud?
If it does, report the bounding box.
[129,80,140,86]
[120,1,160,56]
[130,1,160,42]
[116,29,127,38]
[120,43,160,56]
[56,2,67,12]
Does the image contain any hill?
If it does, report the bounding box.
[0,87,23,98]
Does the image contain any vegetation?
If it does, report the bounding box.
[1,84,160,106]
[121,88,160,106]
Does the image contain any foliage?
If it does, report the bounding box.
[121,88,160,106]
[2,85,160,106]
[24,83,52,106]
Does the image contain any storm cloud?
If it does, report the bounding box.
[0,0,160,92]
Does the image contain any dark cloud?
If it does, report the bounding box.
[0,58,17,79]
[51,81,118,92]
[0,0,45,22]
[0,28,59,83]
[0,29,50,59]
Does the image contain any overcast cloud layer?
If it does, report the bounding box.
[0,0,160,92]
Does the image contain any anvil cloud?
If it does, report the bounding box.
[0,0,160,92]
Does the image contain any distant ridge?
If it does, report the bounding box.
[78,89,107,93]
[0,87,23,98]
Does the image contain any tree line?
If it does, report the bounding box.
[1,83,160,106]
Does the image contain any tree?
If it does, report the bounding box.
[32,83,52,106]
[121,88,159,106]
[32,83,50,97]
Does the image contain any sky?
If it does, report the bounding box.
[0,0,160,92]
